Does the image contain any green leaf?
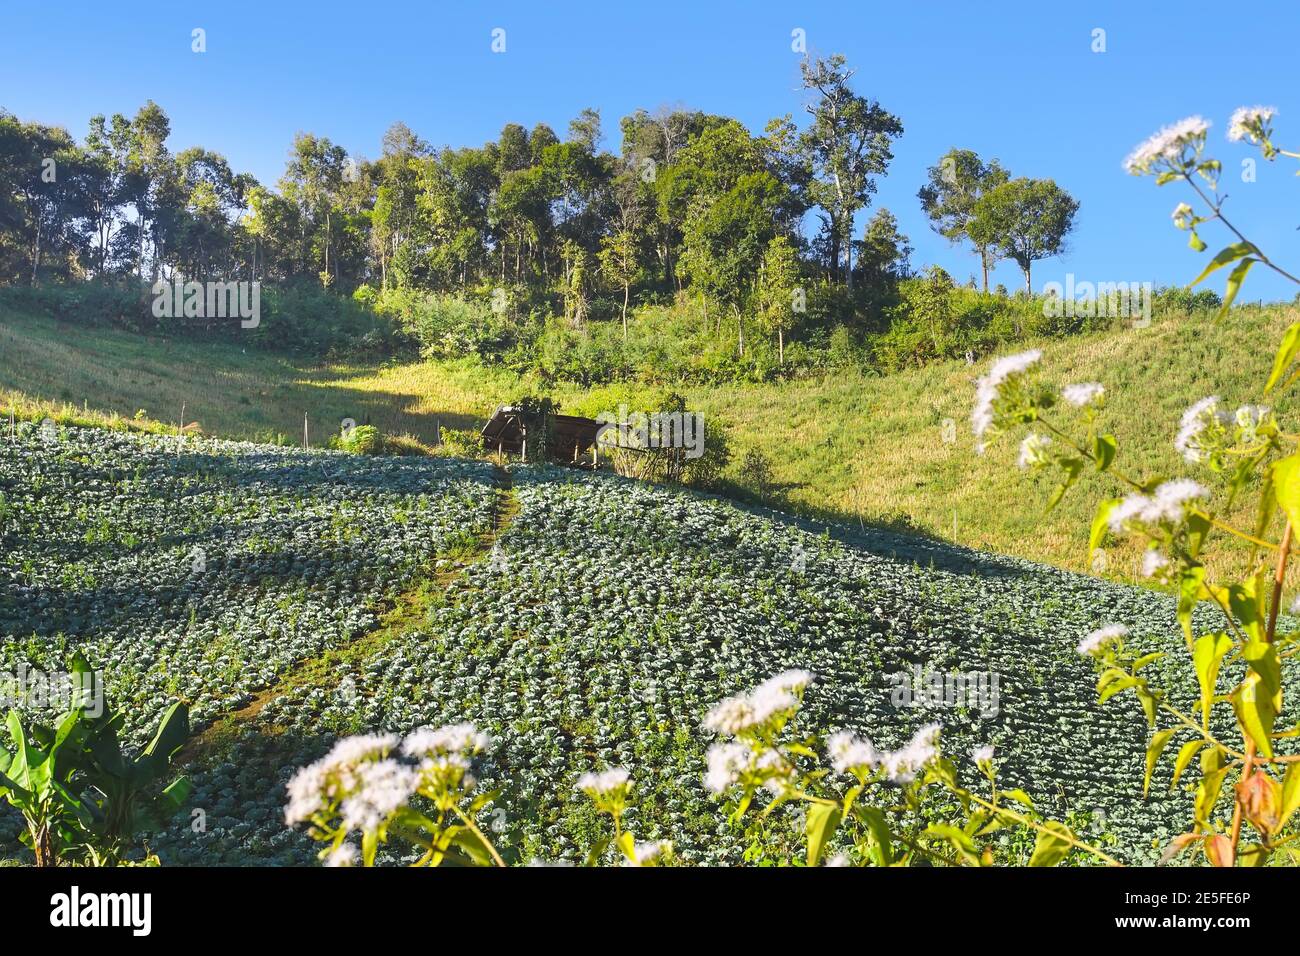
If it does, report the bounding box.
[1188,241,1259,288]
[1188,231,1207,252]
[1144,728,1176,798]
[926,822,981,865]
[1243,639,1282,700]
[1089,498,1119,562]
[1177,566,1207,646]
[449,828,494,867]
[1045,458,1084,513]
[1233,671,1278,759]
[1028,821,1074,867]
[1000,788,1036,809]
[159,776,192,815]
[1171,740,1206,790]
[1265,322,1300,393]
[1280,762,1300,829]
[1192,633,1234,726]
[1272,455,1300,532]
[1216,257,1258,320]
[857,805,893,866]
[1093,434,1117,472]
[805,801,841,867]
[1195,767,1228,825]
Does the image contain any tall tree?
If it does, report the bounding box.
[280,133,347,285]
[917,148,1008,292]
[598,227,639,339]
[968,177,1079,292]
[797,54,902,288]
[756,234,801,363]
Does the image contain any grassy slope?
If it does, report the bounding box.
[2,303,1297,582]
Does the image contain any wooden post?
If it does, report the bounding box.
[433,417,441,447]
[180,402,186,436]
[304,413,310,450]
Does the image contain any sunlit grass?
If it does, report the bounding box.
[3,303,1297,585]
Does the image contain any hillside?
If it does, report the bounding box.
[2,303,1298,588]
[3,424,1291,865]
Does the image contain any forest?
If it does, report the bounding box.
[0,55,1111,382]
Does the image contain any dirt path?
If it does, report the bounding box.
[179,464,518,766]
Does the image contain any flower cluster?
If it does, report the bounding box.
[971,349,1042,452]
[1108,479,1210,534]
[1061,382,1104,408]
[1124,116,1210,175]
[1017,432,1053,470]
[826,723,947,785]
[284,723,496,866]
[1077,624,1128,658]
[702,669,813,738]
[699,670,816,802]
[1227,105,1276,145]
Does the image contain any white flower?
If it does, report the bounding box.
[1109,480,1207,534]
[1171,203,1194,229]
[1141,548,1170,578]
[1124,116,1211,174]
[1150,479,1210,522]
[703,670,812,736]
[1062,382,1105,408]
[972,349,1042,447]
[827,731,879,775]
[1290,594,1300,615]
[338,758,419,834]
[881,723,941,784]
[624,840,673,866]
[1228,106,1276,143]
[971,745,996,766]
[324,843,358,867]
[1174,396,1226,462]
[576,767,630,796]
[402,722,491,758]
[704,741,751,794]
[1078,624,1128,656]
[284,733,401,826]
[1018,432,1053,470]
[825,853,852,867]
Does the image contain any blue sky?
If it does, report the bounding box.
[3,1,1299,299]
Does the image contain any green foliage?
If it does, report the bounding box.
[985,106,1300,864]
[0,656,190,866]
[968,177,1080,292]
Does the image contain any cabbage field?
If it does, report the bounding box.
[2,424,1288,865]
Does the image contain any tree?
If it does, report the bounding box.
[598,228,638,339]
[756,235,801,363]
[853,207,912,288]
[968,178,1079,292]
[917,148,1008,292]
[679,171,785,354]
[797,54,903,288]
[280,133,347,286]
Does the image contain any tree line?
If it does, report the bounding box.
[0,54,1079,362]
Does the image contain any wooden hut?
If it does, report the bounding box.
[480,405,603,464]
